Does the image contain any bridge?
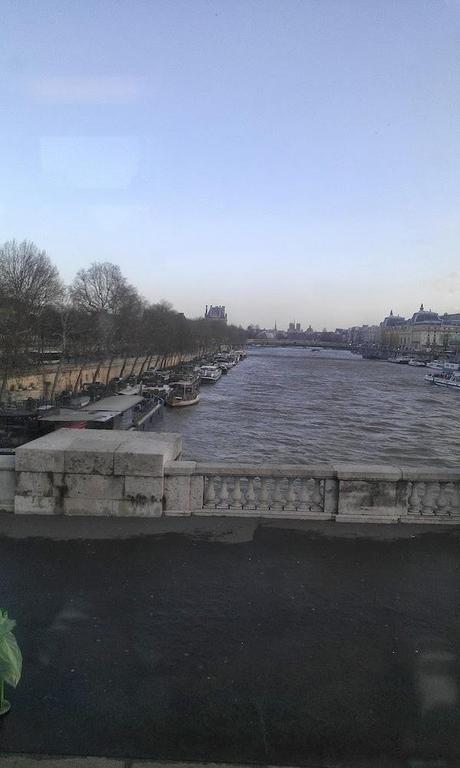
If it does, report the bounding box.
[247,338,352,350]
[1,430,459,765]
[2,429,458,524]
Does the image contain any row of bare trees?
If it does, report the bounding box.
[0,239,246,392]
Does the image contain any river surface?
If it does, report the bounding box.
[159,347,460,467]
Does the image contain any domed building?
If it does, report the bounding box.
[380,305,460,352]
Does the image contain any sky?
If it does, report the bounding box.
[1,0,460,330]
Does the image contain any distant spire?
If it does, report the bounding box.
[420,303,424,311]
[274,320,277,331]
[390,309,393,316]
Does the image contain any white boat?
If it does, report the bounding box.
[434,372,460,389]
[408,359,426,367]
[425,372,452,384]
[199,365,223,384]
[166,381,200,407]
[387,356,411,364]
[428,360,460,372]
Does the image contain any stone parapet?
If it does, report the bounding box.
[6,432,460,524]
[14,430,181,517]
[0,454,15,512]
[169,461,460,524]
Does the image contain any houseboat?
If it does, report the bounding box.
[199,365,223,384]
[166,381,200,407]
[38,394,163,432]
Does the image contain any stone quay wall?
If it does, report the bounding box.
[0,430,459,525]
[4,351,197,399]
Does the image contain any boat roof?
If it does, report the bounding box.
[85,395,144,412]
[172,380,196,386]
[38,408,117,423]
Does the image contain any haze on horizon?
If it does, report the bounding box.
[1,0,460,330]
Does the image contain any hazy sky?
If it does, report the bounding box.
[1,0,460,329]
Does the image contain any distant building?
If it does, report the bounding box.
[205,305,227,323]
[380,305,460,351]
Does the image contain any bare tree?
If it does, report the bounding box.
[0,240,62,394]
[0,240,62,313]
[70,262,135,314]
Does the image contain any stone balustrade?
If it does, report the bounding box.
[196,464,338,518]
[164,461,460,524]
[0,430,458,525]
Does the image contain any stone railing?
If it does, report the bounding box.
[1,430,459,525]
[164,461,460,524]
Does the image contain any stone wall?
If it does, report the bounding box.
[5,351,197,399]
[0,455,15,512]
[14,430,181,516]
[6,430,460,525]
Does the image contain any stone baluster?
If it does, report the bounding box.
[408,481,422,514]
[204,476,216,508]
[422,482,437,515]
[445,482,460,516]
[230,477,243,509]
[323,478,339,518]
[271,477,283,510]
[217,477,229,509]
[246,477,256,510]
[284,478,297,511]
[437,483,449,516]
[297,478,309,512]
[258,477,269,508]
[310,479,322,514]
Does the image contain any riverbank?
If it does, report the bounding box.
[2,352,199,401]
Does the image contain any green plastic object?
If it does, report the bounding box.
[0,610,22,715]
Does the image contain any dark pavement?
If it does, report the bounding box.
[1,526,460,765]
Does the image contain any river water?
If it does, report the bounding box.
[159,347,460,467]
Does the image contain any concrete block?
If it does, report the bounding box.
[15,429,76,472]
[0,462,16,512]
[164,460,196,476]
[64,498,115,516]
[114,498,163,517]
[401,467,460,482]
[124,475,163,499]
[195,462,335,478]
[190,474,204,510]
[0,455,15,471]
[65,473,124,499]
[15,495,57,515]
[337,479,403,522]
[64,432,127,476]
[164,473,192,516]
[334,463,402,481]
[114,440,168,477]
[16,471,54,497]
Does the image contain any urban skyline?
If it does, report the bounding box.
[2,1,460,328]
